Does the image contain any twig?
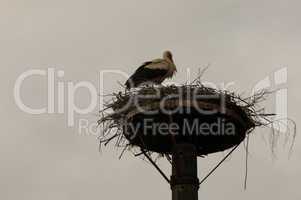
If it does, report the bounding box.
[244,134,250,190]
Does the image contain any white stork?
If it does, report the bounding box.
[125,51,177,89]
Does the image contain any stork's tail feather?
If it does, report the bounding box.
[125,76,145,89]
[125,77,137,89]
[125,79,131,89]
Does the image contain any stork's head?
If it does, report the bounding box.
[163,50,174,63]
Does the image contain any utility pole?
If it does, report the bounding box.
[171,144,199,200]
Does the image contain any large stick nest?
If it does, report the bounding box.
[98,82,286,157]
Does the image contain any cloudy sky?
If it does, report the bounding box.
[1,1,300,199]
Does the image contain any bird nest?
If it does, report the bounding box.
[98,83,284,157]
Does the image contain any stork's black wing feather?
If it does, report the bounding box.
[125,62,168,89]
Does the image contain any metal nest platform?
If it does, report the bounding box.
[98,84,272,156]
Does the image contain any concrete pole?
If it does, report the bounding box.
[171,144,199,200]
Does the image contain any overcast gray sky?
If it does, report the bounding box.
[1,0,300,199]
